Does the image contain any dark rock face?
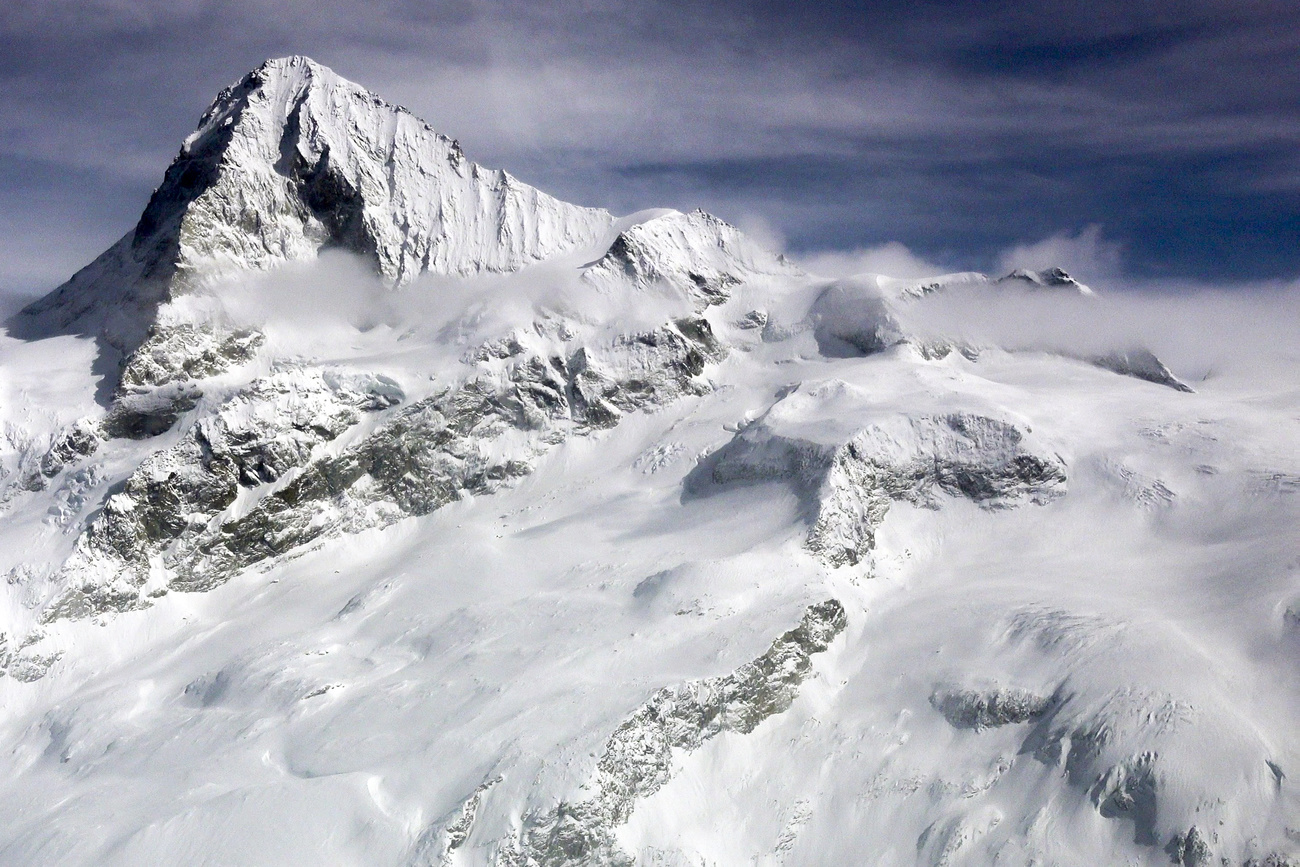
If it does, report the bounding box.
[42,317,725,620]
[99,389,201,440]
[119,326,264,392]
[931,686,1054,731]
[172,318,725,593]
[809,415,1066,566]
[686,270,739,307]
[38,421,101,478]
[1091,756,1162,847]
[690,407,1066,568]
[290,143,379,263]
[1024,704,1203,856]
[43,370,404,620]
[996,267,1090,292]
[1165,826,1215,867]
[503,599,846,867]
[7,75,254,399]
[132,74,253,250]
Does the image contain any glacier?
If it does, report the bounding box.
[0,56,1296,867]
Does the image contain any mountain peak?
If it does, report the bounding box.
[997,266,1094,295]
[14,56,615,393]
[257,54,325,74]
[242,54,327,87]
[187,56,407,157]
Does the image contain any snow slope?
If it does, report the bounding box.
[0,57,1296,867]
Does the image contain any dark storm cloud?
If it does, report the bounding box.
[1,0,1297,297]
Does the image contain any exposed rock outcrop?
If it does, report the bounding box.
[45,368,404,619]
[168,317,725,594]
[688,382,1066,566]
[41,316,725,621]
[931,685,1054,731]
[996,266,1094,295]
[497,599,846,867]
[1006,606,1288,864]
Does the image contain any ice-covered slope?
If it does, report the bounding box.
[0,58,1295,867]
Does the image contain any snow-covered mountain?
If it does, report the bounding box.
[0,57,1296,867]
[12,56,614,393]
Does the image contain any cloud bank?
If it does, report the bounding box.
[896,279,1300,385]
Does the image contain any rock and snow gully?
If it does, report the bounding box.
[0,56,1295,867]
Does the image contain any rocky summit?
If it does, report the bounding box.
[0,57,1296,867]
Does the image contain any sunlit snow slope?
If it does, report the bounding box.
[0,57,1296,867]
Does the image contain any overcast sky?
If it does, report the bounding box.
[2,0,1297,298]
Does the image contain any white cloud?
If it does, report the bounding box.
[995,225,1123,281]
[733,213,787,254]
[893,276,1300,385]
[793,241,945,279]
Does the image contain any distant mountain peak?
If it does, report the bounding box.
[997,266,1094,295]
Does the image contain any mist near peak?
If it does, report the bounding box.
[150,241,1300,401]
[895,278,1300,384]
[165,248,697,364]
[995,225,1123,280]
[796,242,947,280]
